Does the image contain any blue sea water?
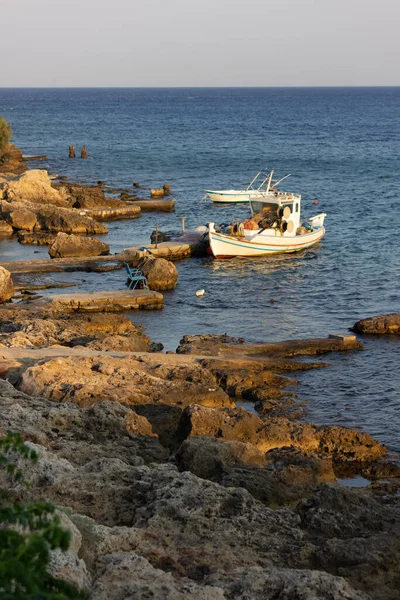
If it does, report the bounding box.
[0,87,399,452]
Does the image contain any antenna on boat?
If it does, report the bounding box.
[272,173,291,188]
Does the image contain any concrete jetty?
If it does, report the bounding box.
[79,206,141,221]
[2,236,207,275]
[35,289,164,312]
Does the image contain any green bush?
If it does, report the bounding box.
[0,117,12,155]
[0,433,86,599]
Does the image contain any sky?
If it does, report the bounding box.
[1,0,399,87]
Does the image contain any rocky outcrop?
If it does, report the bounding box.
[0,199,107,234]
[14,355,231,409]
[17,231,57,245]
[0,363,399,599]
[136,256,178,290]
[352,313,400,335]
[0,200,37,231]
[0,144,24,174]
[0,308,157,352]
[58,182,125,210]
[48,232,110,258]
[2,170,70,207]
[0,266,14,303]
[176,405,387,465]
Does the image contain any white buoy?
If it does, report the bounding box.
[196,289,205,297]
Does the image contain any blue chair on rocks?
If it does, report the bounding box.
[124,263,149,292]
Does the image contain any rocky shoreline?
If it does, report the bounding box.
[1,145,400,599]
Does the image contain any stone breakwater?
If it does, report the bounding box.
[0,304,400,599]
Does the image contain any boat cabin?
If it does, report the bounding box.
[249,195,302,236]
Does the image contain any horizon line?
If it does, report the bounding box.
[1,85,400,90]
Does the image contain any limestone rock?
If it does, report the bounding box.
[0,380,168,466]
[137,256,178,291]
[0,219,13,236]
[15,355,230,409]
[17,231,57,245]
[48,232,110,258]
[0,309,156,352]
[175,437,336,506]
[352,313,400,335]
[34,204,108,234]
[3,170,70,207]
[176,405,386,465]
[0,200,37,231]
[0,266,14,302]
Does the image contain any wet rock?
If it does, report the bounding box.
[48,232,110,258]
[177,333,362,356]
[352,313,400,335]
[2,169,70,207]
[177,333,244,354]
[150,229,171,243]
[0,266,14,303]
[136,256,178,291]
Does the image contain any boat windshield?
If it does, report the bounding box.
[250,200,279,216]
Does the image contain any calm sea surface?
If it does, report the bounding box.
[0,88,399,452]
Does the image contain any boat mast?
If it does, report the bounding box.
[266,170,274,194]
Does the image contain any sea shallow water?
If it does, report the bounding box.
[0,87,399,452]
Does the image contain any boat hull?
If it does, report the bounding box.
[209,226,325,258]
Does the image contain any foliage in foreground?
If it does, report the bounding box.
[0,433,86,599]
[0,117,12,155]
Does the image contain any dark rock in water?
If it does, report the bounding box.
[69,145,75,158]
[18,231,57,246]
[81,146,88,159]
[177,333,244,354]
[352,313,400,335]
[48,232,110,258]
[150,229,171,243]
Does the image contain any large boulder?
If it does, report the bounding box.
[137,256,178,291]
[34,205,108,234]
[0,266,14,302]
[48,232,110,258]
[3,169,70,207]
[352,314,400,335]
[0,200,37,231]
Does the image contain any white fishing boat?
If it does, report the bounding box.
[204,170,292,204]
[208,194,326,258]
